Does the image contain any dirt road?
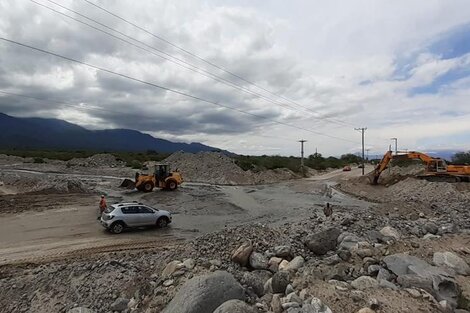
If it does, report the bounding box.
[0,168,371,265]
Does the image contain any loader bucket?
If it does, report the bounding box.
[120,179,136,189]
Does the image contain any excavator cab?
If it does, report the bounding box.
[426,159,447,173]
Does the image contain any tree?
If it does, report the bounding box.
[452,151,470,164]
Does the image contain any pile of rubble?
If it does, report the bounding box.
[67,154,125,168]
[164,152,299,185]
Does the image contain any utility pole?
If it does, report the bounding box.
[299,140,307,177]
[391,138,398,155]
[355,127,367,175]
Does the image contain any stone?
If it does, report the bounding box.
[249,252,268,269]
[183,258,195,269]
[110,298,129,312]
[264,278,273,294]
[305,227,341,255]
[269,257,283,266]
[355,248,374,258]
[337,248,352,261]
[163,279,174,287]
[162,271,244,313]
[279,259,290,271]
[357,309,375,313]
[351,290,365,302]
[272,271,290,294]
[285,284,295,295]
[127,298,137,309]
[405,288,422,298]
[162,260,184,278]
[232,241,253,266]
[376,267,392,281]
[274,245,292,258]
[433,252,470,275]
[271,294,283,313]
[351,276,379,290]
[242,272,265,297]
[378,279,398,290]
[338,233,361,251]
[438,223,457,235]
[67,308,95,313]
[209,259,222,267]
[286,292,302,304]
[282,302,301,310]
[368,298,380,310]
[424,222,438,235]
[284,256,305,271]
[213,299,256,313]
[380,226,400,240]
[383,253,430,276]
[423,233,441,240]
[367,265,381,276]
[325,254,342,265]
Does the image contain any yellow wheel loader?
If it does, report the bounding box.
[120,164,183,192]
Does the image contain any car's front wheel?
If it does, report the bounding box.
[110,222,125,234]
[156,217,169,228]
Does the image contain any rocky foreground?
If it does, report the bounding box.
[1,202,470,313]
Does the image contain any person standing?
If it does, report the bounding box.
[98,195,107,220]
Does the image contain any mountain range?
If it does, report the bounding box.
[0,112,222,153]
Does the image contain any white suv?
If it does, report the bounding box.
[100,202,172,234]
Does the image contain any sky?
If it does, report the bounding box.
[1,0,470,157]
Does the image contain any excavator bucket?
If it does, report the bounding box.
[120,179,136,189]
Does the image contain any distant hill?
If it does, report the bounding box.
[0,112,224,153]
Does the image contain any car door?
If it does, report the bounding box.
[137,206,157,226]
[121,206,140,227]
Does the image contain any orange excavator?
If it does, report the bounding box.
[371,150,470,184]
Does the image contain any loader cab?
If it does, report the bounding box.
[426,159,447,173]
[154,164,170,181]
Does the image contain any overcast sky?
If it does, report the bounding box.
[1,0,470,157]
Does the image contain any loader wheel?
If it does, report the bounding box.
[143,181,154,192]
[156,217,169,228]
[110,222,125,234]
[167,180,177,191]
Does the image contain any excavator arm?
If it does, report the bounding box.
[371,150,393,184]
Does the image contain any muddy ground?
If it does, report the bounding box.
[1,156,470,313]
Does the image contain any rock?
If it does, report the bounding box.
[357,309,375,313]
[378,279,398,290]
[285,284,295,295]
[284,256,305,271]
[162,271,244,313]
[163,279,174,287]
[67,308,95,313]
[249,252,268,269]
[338,233,361,251]
[439,300,454,313]
[325,254,342,265]
[274,245,292,258]
[264,278,273,294]
[379,226,400,240]
[405,288,422,298]
[433,252,470,275]
[423,233,441,240]
[424,222,438,235]
[368,298,380,310]
[269,257,283,266]
[232,241,253,266]
[305,228,341,255]
[376,268,391,281]
[271,294,282,313]
[438,223,457,235]
[282,302,300,310]
[279,260,290,271]
[213,299,256,313]
[286,292,302,304]
[127,298,137,309]
[351,276,379,290]
[351,290,365,302]
[272,271,290,294]
[162,260,184,278]
[110,298,129,312]
[368,265,381,276]
[383,253,430,276]
[183,258,196,269]
[242,272,265,297]
[355,248,374,258]
[337,248,352,261]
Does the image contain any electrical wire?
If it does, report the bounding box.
[0,37,359,144]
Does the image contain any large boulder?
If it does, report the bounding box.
[433,252,470,276]
[162,271,244,313]
[249,252,268,269]
[232,241,253,266]
[384,253,460,308]
[305,228,341,255]
[213,300,256,313]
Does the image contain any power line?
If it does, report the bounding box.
[78,0,354,127]
[33,0,350,129]
[0,37,359,144]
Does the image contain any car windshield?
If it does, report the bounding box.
[104,206,115,214]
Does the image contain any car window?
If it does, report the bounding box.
[139,206,154,214]
[121,206,139,214]
[104,207,115,214]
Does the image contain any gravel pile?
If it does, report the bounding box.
[163,152,299,185]
[67,154,124,168]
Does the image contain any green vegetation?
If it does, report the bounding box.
[235,152,364,173]
[0,149,170,167]
[452,151,470,164]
